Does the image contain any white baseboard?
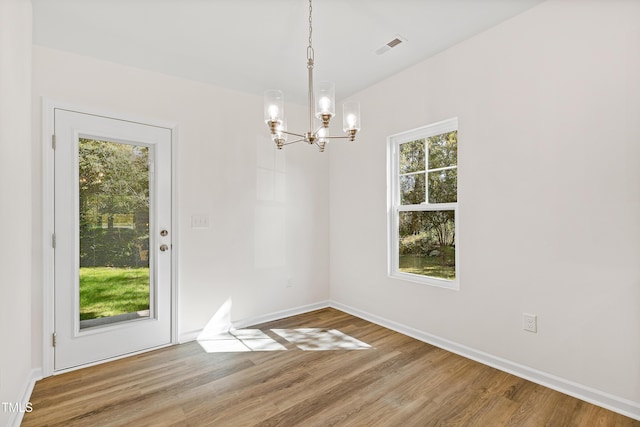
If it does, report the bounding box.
[9,368,42,427]
[329,300,640,422]
[178,300,331,343]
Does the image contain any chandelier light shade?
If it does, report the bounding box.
[264,90,284,125]
[315,81,335,121]
[342,101,361,134]
[264,0,361,152]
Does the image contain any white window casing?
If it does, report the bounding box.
[387,117,459,290]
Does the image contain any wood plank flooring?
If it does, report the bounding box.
[22,308,640,426]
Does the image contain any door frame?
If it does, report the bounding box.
[41,98,180,376]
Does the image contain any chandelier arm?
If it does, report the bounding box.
[280,130,307,138]
[326,135,356,140]
[283,138,306,146]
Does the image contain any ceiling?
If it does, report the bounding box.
[32,0,544,104]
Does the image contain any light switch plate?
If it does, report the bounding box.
[191,215,210,229]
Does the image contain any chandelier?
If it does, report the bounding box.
[264,0,361,152]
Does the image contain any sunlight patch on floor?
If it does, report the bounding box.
[197,327,372,353]
[198,329,288,353]
[271,328,372,351]
[196,300,372,353]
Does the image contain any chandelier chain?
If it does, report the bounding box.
[307,0,314,62]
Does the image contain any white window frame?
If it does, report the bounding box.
[387,118,459,290]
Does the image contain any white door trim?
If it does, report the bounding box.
[41,98,179,377]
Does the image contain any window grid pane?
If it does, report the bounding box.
[399,139,426,174]
[428,131,457,170]
[400,173,426,205]
[427,168,457,204]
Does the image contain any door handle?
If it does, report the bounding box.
[160,244,169,252]
[160,230,168,236]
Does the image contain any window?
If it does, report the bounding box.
[388,118,458,289]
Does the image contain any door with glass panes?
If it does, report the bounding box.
[54,109,172,371]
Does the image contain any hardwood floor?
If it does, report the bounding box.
[23,308,639,426]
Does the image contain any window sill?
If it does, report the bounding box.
[389,271,459,290]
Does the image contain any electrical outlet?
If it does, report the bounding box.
[523,313,537,333]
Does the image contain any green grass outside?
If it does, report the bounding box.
[79,267,150,320]
[399,255,455,280]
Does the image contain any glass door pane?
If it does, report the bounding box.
[78,138,152,329]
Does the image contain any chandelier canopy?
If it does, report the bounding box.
[264,0,361,152]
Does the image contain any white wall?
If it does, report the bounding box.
[0,0,33,425]
[31,46,329,361]
[330,0,640,410]
[25,0,640,419]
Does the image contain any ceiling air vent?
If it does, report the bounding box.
[376,34,407,55]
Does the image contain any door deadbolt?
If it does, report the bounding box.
[160,229,168,236]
